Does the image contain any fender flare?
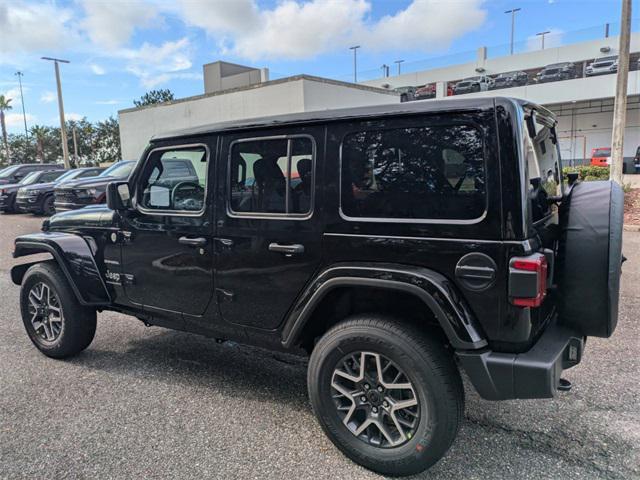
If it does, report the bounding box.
[11,232,111,306]
[281,263,488,350]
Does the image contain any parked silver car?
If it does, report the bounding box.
[586,56,618,76]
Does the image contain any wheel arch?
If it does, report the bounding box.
[281,263,488,351]
[11,232,111,306]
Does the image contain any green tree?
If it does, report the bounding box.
[30,125,49,163]
[93,116,121,163]
[0,95,13,163]
[133,89,175,107]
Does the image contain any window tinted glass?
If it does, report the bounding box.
[101,162,134,178]
[341,124,485,220]
[230,137,313,215]
[0,166,21,178]
[139,148,206,212]
[40,171,65,182]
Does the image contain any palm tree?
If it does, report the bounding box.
[30,125,48,163]
[0,95,12,163]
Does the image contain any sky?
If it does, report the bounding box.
[0,0,635,134]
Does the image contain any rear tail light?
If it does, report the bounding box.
[509,253,548,308]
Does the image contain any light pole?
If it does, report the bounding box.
[504,8,521,55]
[610,0,632,184]
[41,57,70,168]
[349,45,361,83]
[394,60,405,75]
[14,72,28,138]
[381,64,390,77]
[536,31,551,50]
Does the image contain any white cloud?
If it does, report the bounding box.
[5,113,35,128]
[79,0,158,50]
[41,91,56,103]
[65,113,84,121]
[90,63,106,75]
[121,37,196,87]
[3,87,23,102]
[0,1,76,62]
[526,28,564,51]
[175,0,487,60]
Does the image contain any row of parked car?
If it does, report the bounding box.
[396,55,639,101]
[0,161,136,215]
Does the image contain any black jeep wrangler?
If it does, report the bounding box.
[11,98,624,476]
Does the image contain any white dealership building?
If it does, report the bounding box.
[119,35,640,170]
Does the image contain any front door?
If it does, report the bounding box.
[120,143,215,317]
[215,127,323,330]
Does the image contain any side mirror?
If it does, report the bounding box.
[106,181,131,211]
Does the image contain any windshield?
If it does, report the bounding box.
[20,172,43,185]
[0,166,21,179]
[52,170,77,183]
[100,162,134,178]
[593,148,611,157]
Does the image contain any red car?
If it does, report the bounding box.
[590,147,611,167]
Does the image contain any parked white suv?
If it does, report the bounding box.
[586,56,618,76]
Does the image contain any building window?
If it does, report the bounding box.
[229,136,314,216]
[341,123,486,221]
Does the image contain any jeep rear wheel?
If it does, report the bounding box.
[308,315,463,476]
[20,262,96,359]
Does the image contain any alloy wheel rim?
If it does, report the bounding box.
[27,282,64,342]
[331,351,421,448]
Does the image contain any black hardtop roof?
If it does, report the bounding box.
[152,97,535,142]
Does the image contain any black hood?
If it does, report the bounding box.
[20,181,57,192]
[56,175,117,190]
[48,204,116,230]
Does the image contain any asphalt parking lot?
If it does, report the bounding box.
[0,213,638,480]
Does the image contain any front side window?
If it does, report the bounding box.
[341,123,486,221]
[39,171,65,183]
[138,147,207,212]
[229,136,314,216]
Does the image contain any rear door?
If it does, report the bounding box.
[214,126,324,330]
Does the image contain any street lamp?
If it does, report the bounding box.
[536,31,551,50]
[349,45,361,83]
[394,60,405,75]
[504,8,521,55]
[41,57,71,168]
[14,72,29,139]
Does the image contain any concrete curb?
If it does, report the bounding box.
[623,224,640,232]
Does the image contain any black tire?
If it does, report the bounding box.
[20,261,96,359]
[41,195,55,216]
[308,315,463,477]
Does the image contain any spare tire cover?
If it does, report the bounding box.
[557,180,624,337]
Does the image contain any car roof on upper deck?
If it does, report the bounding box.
[152,96,548,142]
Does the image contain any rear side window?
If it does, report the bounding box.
[40,171,65,182]
[229,136,314,216]
[340,123,486,221]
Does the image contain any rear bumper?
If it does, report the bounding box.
[457,321,584,400]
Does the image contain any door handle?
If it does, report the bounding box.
[268,243,305,255]
[179,236,208,247]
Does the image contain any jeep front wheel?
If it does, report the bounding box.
[20,262,97,359]
[308,315,464,476]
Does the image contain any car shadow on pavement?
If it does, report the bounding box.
[69,327,311,410]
